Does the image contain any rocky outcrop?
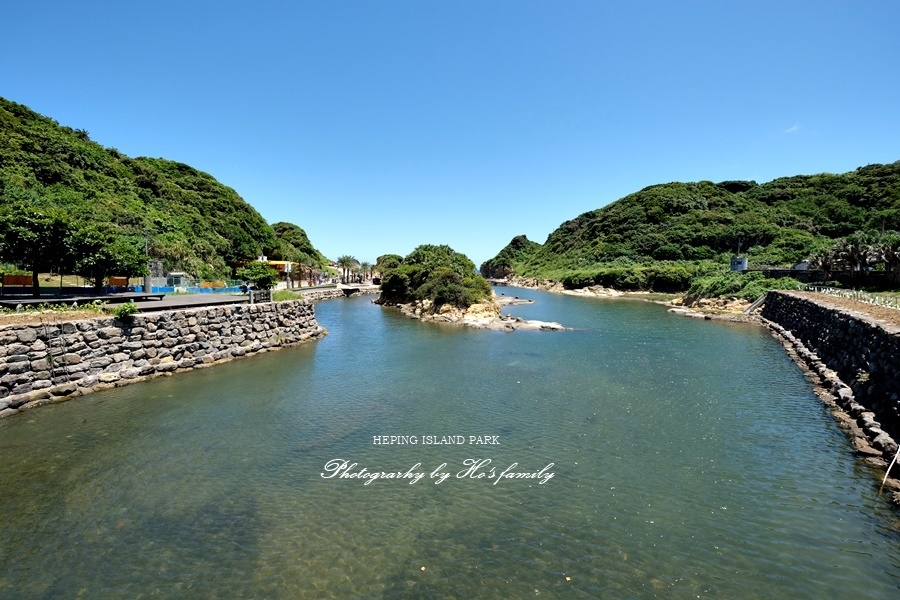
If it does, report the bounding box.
[502,276,565,292]
[383,294,568,332]
[0,300,325,418]
[560,285,623,298]
[673,295,751,312]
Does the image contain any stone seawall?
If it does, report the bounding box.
[0,300,325,419]
[762,291,900,466]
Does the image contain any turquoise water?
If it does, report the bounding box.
[1,289,899,599]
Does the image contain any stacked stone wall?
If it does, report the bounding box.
[0,300,325,418]
[762,291,900,458]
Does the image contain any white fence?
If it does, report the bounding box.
[802,285,900,310]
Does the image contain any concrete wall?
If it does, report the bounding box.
[0,300,325,418]
[300,287,381,302]
[762,291,900,459]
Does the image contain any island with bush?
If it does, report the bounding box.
[375,244,565,331]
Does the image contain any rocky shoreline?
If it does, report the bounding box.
[496,276,759,323]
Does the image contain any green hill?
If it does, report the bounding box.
[482,162,900,291]
[0,96,325,288]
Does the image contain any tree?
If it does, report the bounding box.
[837,232,877,274]
[236,261,280,290]
[375,254,403,276]
[335,255,359,284]
[0,202,71,297]
[69,225,148,294]
[359,261,372,281]
[376,245,491,309]
[296,251,313,285]
[874,231,900,283]
[403,244,477,279]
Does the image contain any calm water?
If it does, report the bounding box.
[1,289,899,599]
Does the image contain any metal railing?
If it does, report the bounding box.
[802,285,900,310]
[249,289,273,304]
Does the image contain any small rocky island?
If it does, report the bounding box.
[383,293,567,331]
[373,245,568,331]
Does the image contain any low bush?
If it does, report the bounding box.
[110,301,140,320]
[686,271,801,302]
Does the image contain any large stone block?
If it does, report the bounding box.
[5,361,30,375]
[90,357,113,368]
[16,329,38,343]
[7,345,30,356]
[51,383,78,396]
[97,327,123,339]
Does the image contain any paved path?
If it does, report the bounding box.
[793,291,900,327]
[0,292,253,312]
[129,293,249,312]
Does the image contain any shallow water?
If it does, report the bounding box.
[1,290,898,598]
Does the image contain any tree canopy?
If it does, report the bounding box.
[0,96,326,292]
[378,244,491,309]
[236,261,280,290]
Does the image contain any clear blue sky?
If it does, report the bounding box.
[3,1,898,266]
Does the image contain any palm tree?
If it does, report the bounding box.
[335,255,358,284]
[296,251,312,286]
[843,232,876,275]
[359,261,372,282]
[873,231,900,284]
[808,249,835,282]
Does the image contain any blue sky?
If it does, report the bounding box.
[3,1,898,266]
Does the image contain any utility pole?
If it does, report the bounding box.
[143,229,152,293]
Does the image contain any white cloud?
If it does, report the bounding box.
[784,123,801,133]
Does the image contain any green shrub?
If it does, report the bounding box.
[272,289,298,302]
[236,262,280,290]
[111,301,140,320]
[646,263,696,292]
[462,275,492,301]
[379,264,424,303]
[413,267,492,309]
[686,271,801,302]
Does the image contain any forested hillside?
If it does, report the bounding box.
[0,97,325,289]
[482,162,900,291]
